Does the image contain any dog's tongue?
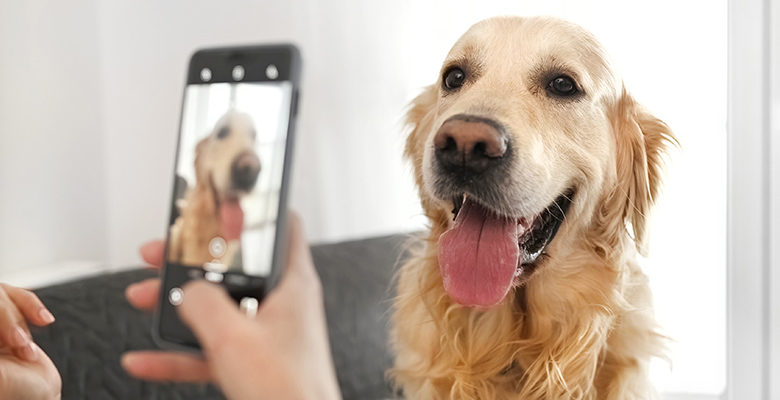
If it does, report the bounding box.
[439,198,520,308]
[220,200,244,241]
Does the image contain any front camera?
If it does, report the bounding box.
[200,68,212,82]
[232,65,245,81]
[265,64,279,80]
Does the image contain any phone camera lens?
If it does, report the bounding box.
[232,65,245,81]
[169,288,184,306]
[265,64,279,80]
[200,68,212,82]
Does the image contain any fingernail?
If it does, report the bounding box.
[39,309,55,324]
[121,353,137,370]
[140,241,158,256]
[19,342,38,361]
[126,283,141,297]
[10,327,29,347]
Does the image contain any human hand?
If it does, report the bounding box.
[123,213,342,400]
[0,284,61,399]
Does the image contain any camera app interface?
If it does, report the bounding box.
[166,80,292,296]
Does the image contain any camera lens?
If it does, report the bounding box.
[168,288,183,306]
[200,68,212,82]
[232,65,245,81]
[265,64,279,80]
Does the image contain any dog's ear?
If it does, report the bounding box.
[404,84,438,180]
[191,136,219,213]
[193,137,210,184]
[404,85,447,222]
[610,87,676,256]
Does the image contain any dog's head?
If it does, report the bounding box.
[405,16,674,308]
[194,111,262,201]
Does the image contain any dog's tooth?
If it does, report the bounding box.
[451,194,465,218]
[518,217,533,230]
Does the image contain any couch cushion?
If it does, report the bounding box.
[31,234,410,400]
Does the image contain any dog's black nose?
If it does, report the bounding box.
[434,115,508,175]
[231,152,261,192]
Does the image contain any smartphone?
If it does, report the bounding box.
[154,44,301,351]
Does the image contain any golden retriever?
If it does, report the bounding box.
[168,111,261,270]
[390,16,675,399]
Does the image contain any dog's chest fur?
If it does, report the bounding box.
[390,239,663,400]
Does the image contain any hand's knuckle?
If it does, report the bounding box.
[205,328,249,358]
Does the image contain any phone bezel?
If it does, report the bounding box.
[152,44,301,353]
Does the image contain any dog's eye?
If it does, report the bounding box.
[217,127,230,139]
[443,68,466,90]
[547,76,578,96]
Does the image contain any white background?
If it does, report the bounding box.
[0,0,730,397]
[772,1,780,396]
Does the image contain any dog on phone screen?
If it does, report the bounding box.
[390,16,676,399]
[168,111,261,270]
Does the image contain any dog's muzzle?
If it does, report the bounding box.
[231,151,261,192]
[434,114,509,175]
[431,114,513,203]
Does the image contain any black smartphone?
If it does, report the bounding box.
[154,44,301,351]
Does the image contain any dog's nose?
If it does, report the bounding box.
[232,152,261,192]
[434,115,508,174]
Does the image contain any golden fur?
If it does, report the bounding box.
[390,16,676,399]
[168,111,259,268]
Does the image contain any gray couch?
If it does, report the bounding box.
[31,234,411,400]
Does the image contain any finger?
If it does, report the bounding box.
[0,295,30,349]
[4,286,54,327]
[125,279,160,311]
[1,324,30,350]
[12,341,39,362]
[282,211,317,283]
[140,240,165,269]
[177,281,250,356]
[122,351,211,382]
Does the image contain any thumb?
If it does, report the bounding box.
[177,281,250,353]
[139,240,165,268]
[280,212,319,286]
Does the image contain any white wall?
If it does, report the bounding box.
[0,0,107,284]
[767,0,779,396]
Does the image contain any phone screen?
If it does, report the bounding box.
[157,46,298,348]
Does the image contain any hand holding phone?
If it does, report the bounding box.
[155,45,300,351]
[124,213,342,400]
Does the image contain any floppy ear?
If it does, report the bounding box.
[404,85,450,226]
[191,137,218,214]
[610,87,677,256]
[404,84,438,181]
[193,137,210,185]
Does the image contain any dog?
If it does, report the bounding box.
[390,16,675,399]
[168,111,261,270]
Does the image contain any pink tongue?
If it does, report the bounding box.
[220,200,244,241]
[439,198,520,308]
